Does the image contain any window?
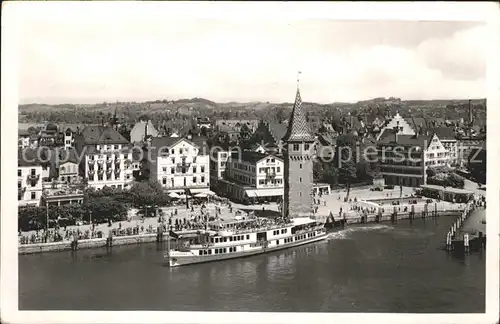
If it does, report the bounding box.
[259,179,265,185]
[193,166,197,173]
[182,168,186,174]
[31,192,36,200]
[171,167,175,174]
[277,167,280,173]
[162,167,167,172]
[193,176,197,183]
[304,144,310,150]
[18,169,21,177]
[276,240,280,245]
[124,153,128,160]
[31,168,36,176]
[246,235,250,240]
[162,178,167,185]
[201,176,205,183]
[179,148,183,155]
[98,174,103,181]
[299,192,302,197]
[18,193,22,200]
[201,166,205,173]
[299,164,302,169]
[18,181,21,189]
[299,177,302,182]
[293,144,299,151]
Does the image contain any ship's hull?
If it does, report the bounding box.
[168,232,328,267]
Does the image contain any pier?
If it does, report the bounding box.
[445,199,486,254]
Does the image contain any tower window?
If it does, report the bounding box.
[299,164,302,169]
[293,144,299,151]
[299,177,302,182]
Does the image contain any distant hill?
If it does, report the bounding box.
[18,97,487,125]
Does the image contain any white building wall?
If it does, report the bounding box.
[155,140,210,191]
[84,144,134,190]
[18,165,43,206]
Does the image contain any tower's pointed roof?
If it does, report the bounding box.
[282,88,314,142]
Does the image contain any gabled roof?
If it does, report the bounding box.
[267,122,287,142]
[81,126,129,145]
[377,129,432,147]
[282,88,314,142]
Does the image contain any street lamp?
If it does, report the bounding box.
[46,201,49,231]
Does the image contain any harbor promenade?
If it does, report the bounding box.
[18,186,467,254]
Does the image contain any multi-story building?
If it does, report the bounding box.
[457,135,486,168]
[218,151,284,203]
[50,148,80,184]
[209,146,230,193]
[74,126,134,190]
[376,126,449,187]
[18,149,43,206]
[63,128,74,150]
[428,127,458,166]
[148,136,211,195]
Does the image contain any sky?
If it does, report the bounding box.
[14,4,488,105]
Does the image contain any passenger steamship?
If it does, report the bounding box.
[165,216,328,267]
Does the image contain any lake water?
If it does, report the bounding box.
[19,214,485,312]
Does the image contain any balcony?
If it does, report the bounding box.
[27,174,40,186]
[265,172,276,179]
[88,170,95,175]
[88,159,95,165]
[97,160,104,165]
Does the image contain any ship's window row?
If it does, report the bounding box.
[199,249,213,256]
[284,237,293,243]
[211,234,250,244]
[272,229,288,236]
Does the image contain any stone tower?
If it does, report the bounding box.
[283,85,315,219]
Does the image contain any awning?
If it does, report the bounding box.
[168,192,180,198]
[245,190,257,197]
[246,188,283,198]
[190,188,215,195]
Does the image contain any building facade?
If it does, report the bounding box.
[149,137,211,194]
[18,149,43,207]
[74,126,134,190]
[377,128,449,187]
[283,87,315,218]
[218,151,284,203]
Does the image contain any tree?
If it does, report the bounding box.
[339,160,357,197]
[129,181,170,215]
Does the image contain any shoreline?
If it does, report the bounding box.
[18,210,463,255]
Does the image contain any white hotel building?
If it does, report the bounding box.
[74,126,135,190]
[148,136,212,195]
[18,149,44,207]
[218,151,284,203]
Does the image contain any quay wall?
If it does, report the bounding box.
[19,210,462,255]
[19,233,165,255]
